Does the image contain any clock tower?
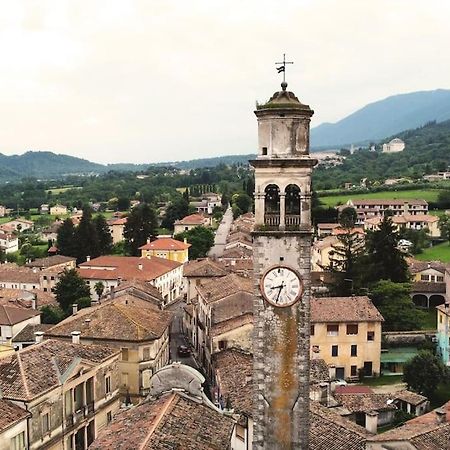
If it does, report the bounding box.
[251,78,317,449]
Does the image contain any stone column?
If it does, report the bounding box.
[279,193,286,230]
[301,193,311,228]
[255,192,265,225]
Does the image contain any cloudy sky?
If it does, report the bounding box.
[0,0,449,164]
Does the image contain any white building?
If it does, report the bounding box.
[0,232,19,254]
[0,304,41,344]
[382,138,405,153]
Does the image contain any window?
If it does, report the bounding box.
[107,411,112,424]
[121,372,129,387]
[430,275,436,282]
[331,345,338,357]
[367,331,375,341]
[346,324,358,335]
[351,365,357,377]
[42,412,50,434]
[351,345,358,357]
[327,324,339,336]
[10,432,25,450]
[310,325,315,336]
[262,147,268,156]
[105,375,111,395]
[437,276,444,282]
[121,348,129,361]
[218,340,227,350]
[143,347,150,360]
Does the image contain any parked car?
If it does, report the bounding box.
[177,345,191,357]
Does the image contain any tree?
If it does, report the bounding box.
[362,215,409,284]
[56,218,77,257]
[74,207,100,264]
[326,208,364,295]
[161,198,189,230]
[175,226,215,260]
[232,193,252,214]
[94,281,105,301]
[370,280,425,331]
[221,193,229,208]
[94,215,113,255]
[54,269,91,315]
[117,197,131,211]
[403,351,448,398]
[439,215,450,244]
[124,203,157,256]
[40,305,65,324]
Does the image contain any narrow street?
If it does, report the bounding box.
[208,207,233,257]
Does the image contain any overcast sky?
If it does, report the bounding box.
[0,0,449,164]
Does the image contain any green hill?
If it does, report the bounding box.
[313,120,450,189]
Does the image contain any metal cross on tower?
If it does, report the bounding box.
[275,53,293,88]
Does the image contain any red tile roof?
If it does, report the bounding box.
[174,213,207,225]
[139,237,190,251]
[78,255,181,282]
[0,304,40,325]
[0,399,30,432]
[335,385,373,395]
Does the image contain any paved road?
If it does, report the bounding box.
[208,207,233,257]
[167,298,198,369]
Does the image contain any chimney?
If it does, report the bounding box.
[32,267,38,273]
[138,263,143,271]
[147,238,151,244]
[71,331,81,344]
[84,318,91,327]
[35,331,44,343]
[31,295,37,310]
[436,408,446,424]
[184,238,187,244]
[72,303,78,315]
[365,411,378,434]
[86,255,91,262]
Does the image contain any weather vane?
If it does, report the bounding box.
[275,53,293,90]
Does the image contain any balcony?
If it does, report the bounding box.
[262,214,303,231]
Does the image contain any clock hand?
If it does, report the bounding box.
[271,284,283,290]
[275,282,285,302]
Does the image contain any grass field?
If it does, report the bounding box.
[416,242,450,262]
[46,186,81,195]
[318,189,443,208]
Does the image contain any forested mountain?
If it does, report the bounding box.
[310,89,450,148]
[313,120,450,189]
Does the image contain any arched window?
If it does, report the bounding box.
[285,184,301,215]
[264,184,280,226]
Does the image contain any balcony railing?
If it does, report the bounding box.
[265,214,280,226]
[263,214,302,229]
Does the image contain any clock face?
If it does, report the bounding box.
[260,265,304,307]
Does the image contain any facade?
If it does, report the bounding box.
[46,293,173,402]
[250,81,316,449]
[194,272,254,378]
[25,255,76,271]
[78,255,183,303]
[0,304,41,344]
[50,204,68,216]
[191,193,222,215]
[0,399,30,450]
[107,217,127,244]
[0,264,61,293]
[0,232,19,253]
[0,205,6,217]
[0,338,121,450]
[310,296,384,380]
[365,214,440,238]
[0,218,34,232]
[340,199,428,225]
[437,303,450,366]
[382,138,405,153]
[173,213,210,234]
[139,237,191,263]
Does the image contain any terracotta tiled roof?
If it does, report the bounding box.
[107,217,127,225]
[221,246,253,259]
[12,323,52,343]
[0,304,40,325]
[90,392,235,450]
[310,401,369,450]
[368,421,450,450]
[317,223,340,230]
[197,273,254,304]
[412,281,446,293]
[0,265,41,284]
[0,399,30,432]
[394,390,428,406]
[46,298,173,342]
[407,400,450,425]
[174,213,207,225]
[113,279,163,302]
[334,393,396,413]
[226,231,252,244]
[211,313,253,337]
[214,348,253,418]
[78,255,181,282]
[334,385,373,395]
[0,339,119,401]
[25,255,75,268]
[139,237,190,251]
[408,258,446,274]
[183,258,228,278]
[0,288,56,308]
[311,296,384,323]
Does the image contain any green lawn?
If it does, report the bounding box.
[416,242,450,262]
[360,374,404,386]
[46,186,81,195]
[318,189,443,208]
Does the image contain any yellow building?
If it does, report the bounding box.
[139,237,191,263]
[311,296,384,380]
[49,204,68,216]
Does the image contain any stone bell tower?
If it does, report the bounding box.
[251,78,317,449]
